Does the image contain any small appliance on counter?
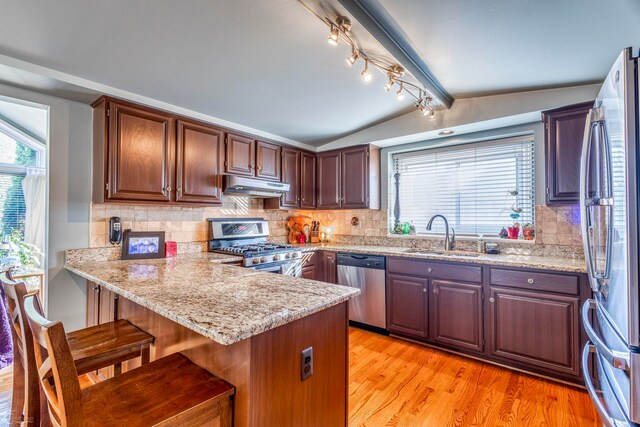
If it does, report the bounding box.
[207,218,302,276]
[484,242,500,254]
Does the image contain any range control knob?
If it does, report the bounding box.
[273,254,281,261]
[285,253,291,259]
[260,257,267,263]
[292,252,299,258]
[252,258,260,265]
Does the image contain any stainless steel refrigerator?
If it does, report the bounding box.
[580,47,640,426]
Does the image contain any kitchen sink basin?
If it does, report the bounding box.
[405,249,481,258]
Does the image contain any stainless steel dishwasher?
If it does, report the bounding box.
[336,253,386,330]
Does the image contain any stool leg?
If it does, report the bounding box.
[219,397,233,427]
[10,357,25,427]
[22,354,40,426]
[114,362,122,376]
[141,346,150,365]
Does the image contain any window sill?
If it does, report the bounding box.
[385,233,537,245]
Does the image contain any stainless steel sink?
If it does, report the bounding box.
[405,249,480,258]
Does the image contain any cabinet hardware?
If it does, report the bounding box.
[162,187,166,195]
[527,278,534,284]
[166,187,172,192]
[224,160,228,167]
[177,187,182,193]
[106,109,110,117]
[105,183,109,191]
[423,288,427,293]
[427,267,432,273]
[433,287,439,294]
[489,297,495,303]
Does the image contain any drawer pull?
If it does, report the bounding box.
[489,297,495,303]
[423,288,427,293]
[427,267,433,273]
[527,278,534,284]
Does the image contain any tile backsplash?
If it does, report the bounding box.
[89,198,583,258]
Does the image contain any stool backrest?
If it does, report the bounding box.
[23,295,84,427]
[0,272,31,360]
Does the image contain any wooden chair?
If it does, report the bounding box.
[23,294,235,427]
[0,272,154,426]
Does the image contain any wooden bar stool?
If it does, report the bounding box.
[1,272,154,426]
[23,294,235,427]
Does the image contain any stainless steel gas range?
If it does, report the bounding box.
[207,218,302,276]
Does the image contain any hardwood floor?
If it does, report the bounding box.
[349,328,600,427]
[0,329,601,426]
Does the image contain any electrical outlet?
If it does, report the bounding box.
[301,346,313,381]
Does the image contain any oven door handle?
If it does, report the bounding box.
[582,344,631,427]
[582,299,630,371]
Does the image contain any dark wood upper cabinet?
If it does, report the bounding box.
[387,273,428,338]
[487,286,580,377]
[225,133,255,177]
[175,119,224,204]
[341,146,369,208]
[256,140,281,181]
[300,152,317,209]
[100,100,174,202]
[317,145,380,210]
[542,101,593,205]
[429,280,483,352]
[317,151,342,209]
[280,147,301,208]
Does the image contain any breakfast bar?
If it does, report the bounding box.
[65,251,359,427]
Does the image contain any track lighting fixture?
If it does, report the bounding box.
[384,76,395,92]
[346,48,359,66]
[361,59,372,82]
[300,0,439,118]
[396,83,405,101]
[328,25,339,46]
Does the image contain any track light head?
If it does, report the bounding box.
[384,76,395,92]
[328,25,339,46]
[361,59,372,82]
[429,109,436,120]
[396,82,405,101]
[336,16,352,32]
[346,48,359,66]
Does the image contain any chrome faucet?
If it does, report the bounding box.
[426,214,455,251]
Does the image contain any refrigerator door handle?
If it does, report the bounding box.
[582,299,630,371]
[580,107,614,290]
[582,344,631,427]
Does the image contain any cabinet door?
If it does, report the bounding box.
[107,101,173,202]
[256,140,281,181]
[429,280,483,351]
[300,152,316,208]
[175,119,224,204]
[322,251,337,284]
[280,147,301,208]
[542,101,592,205]
[317,151,341,209]
[225,133,255,177]
[488,286,580,376]
[387,274,428,338]
[301,265,316,280]
[341,146,369,208]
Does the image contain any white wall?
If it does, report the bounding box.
[0,82,91,331]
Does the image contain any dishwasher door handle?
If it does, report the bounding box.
[349,255,367,260]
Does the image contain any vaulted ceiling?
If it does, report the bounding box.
[0,0,637,146]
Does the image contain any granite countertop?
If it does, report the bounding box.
[292,243,587,273]
[65,252,359,345]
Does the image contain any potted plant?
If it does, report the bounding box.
[522,223,535,240]
[507,222,520,239]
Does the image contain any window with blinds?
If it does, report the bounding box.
[391,137,535,236]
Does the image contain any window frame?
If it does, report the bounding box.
[389,135,536,238]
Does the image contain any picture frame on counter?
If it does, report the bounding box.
[121,230,166,260]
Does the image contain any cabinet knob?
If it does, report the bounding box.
[433,287,438,294]
[423,288,427,293]
[527,278,534,284]
[177,187,182,193]
[166,187,172,192]
[427,267,432,273]
[489,297,495,303]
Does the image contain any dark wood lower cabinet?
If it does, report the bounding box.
[429,280,483,352]
[387,274,428,339]
[487,286,580,377]
[322,251,337,284]
[85,283,118,380]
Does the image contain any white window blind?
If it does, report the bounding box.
[391,137,535,236]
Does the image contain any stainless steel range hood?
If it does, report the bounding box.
[223,175,289,198]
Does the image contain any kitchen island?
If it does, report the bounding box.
[66,251,359,427]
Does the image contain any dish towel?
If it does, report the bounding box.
[0,283,13,369]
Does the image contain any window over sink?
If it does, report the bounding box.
[390,136,535,237]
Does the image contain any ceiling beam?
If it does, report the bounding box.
[338,0,454,108]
